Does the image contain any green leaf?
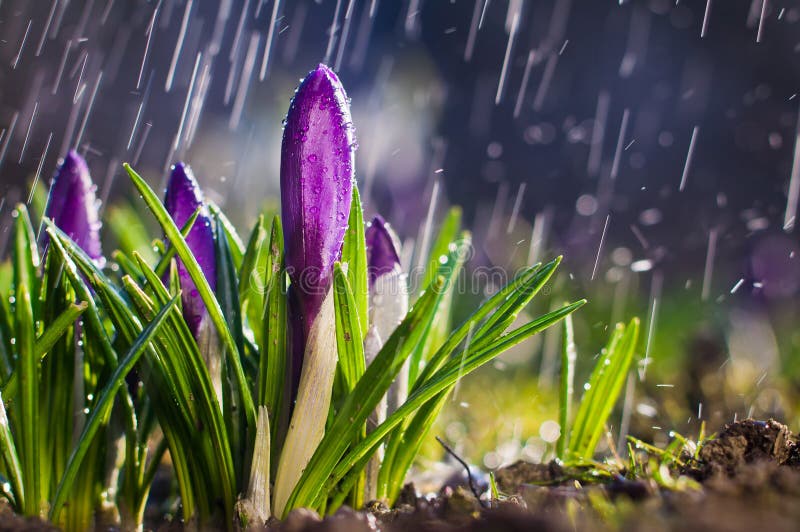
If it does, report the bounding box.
[44,225,129,371]
[112,250,145,282]
[46,217,234,525]
[0,298,13,381]
[239,215,270,348]
[209,201,245,269]
[50,295,179,521]
[0,392,25,511]
[122,267,235,524]
[282,261,459,515]
[257,216,287,459]
[379,259,568,501]
[413,258,558,390]
[214,213,248,487]
[35,302,89,359]
[153,206,202,279]
[324,300,587,508]
[407,230,471,387]
[332,263,365,393]
[13,205,40,310]
[13,205,40,516]
[420,206,461,296]
[557,312,576,460]
[568,318,640,461]
[2,302,89,399]
[124,164,256,438]
[341,187,368,336]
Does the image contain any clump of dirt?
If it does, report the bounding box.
[0,501,58,532]
[493,460,564,492]
[696,418,799,479]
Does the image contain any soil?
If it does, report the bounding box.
[264,418,800,532]
[4,419,800,531]
[0,503,57,532]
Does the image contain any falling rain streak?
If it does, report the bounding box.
[592,215,610,281]
[701,228,718,301]
[783,105,800,232]
[680,126,699,192]
[495,10,519,105]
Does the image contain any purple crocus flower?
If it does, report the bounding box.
[363,215,407,500]
[164,162,216,338]
[365,215,402,286]
[274,64,355,516]
[281,64,355,350]
[364,215,408,414]
[44,150,104,266]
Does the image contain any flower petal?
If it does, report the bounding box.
[365,215,401,287]
[164,162,216,337]
[280,64,355,334]
[44,150,104,265]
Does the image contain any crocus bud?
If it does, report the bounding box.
[365,215,402,287]
[363,215,407,502]
[44,150,104,266]
[365,216,408,413]
[281,64,355,338]
[273,64,354,518]
[164,162,216,338]
[365,216,407,353]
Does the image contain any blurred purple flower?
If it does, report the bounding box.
[281,64,355,337]
[44,150,104,266]
[366,215,401,286]
[364,214,408,414]
[164,162,216,338]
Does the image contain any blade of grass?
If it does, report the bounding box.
[323,300,587,508]
[14,205,40,516]
[113,249,145,282]
[381,267,567,499]
[332,263,365,391]
[214,213,248,487]
[132,253,237,476]
[407,212,463,386]
[569,318,640,461]
[44,222,206,521]
[284,237,472,513]
[0,391,24,511]
[0,299,13,381]
[281,243,466,515]
[44,226,139,418]
[125,164,256,437]
[50,295,179,520]
[208,201,245,269]
[1,302,88,399]
[14,205,40,316]
[120,275,223,522]
[413,258,557,391]
[239,215,270,348]
[35,302,88,359]
[153,206,201,278]
[258,216,287,462]
[557,312,576,460]
[419,206,461,296]
[341,187,368,335]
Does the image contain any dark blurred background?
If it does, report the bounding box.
[0,0,799,464]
